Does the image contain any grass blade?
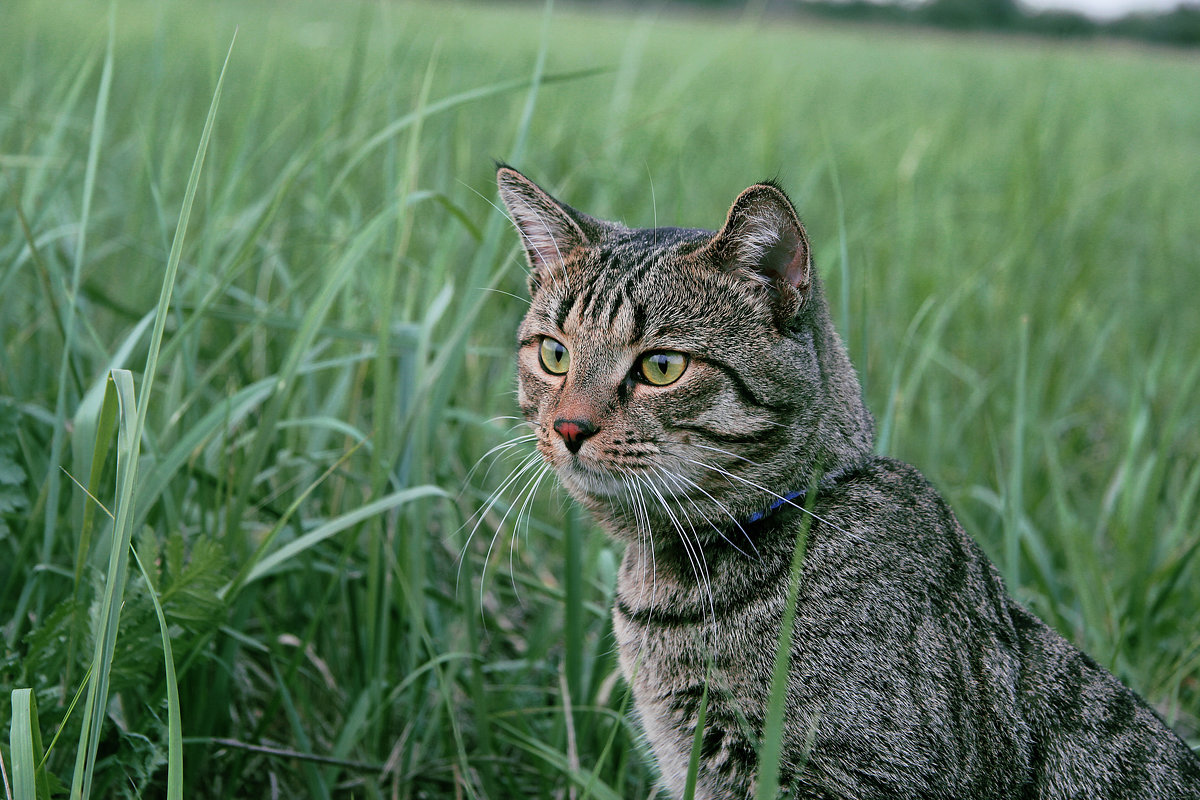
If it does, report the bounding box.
[40,0,114,570]
[62,365,121,695]
[220,434,366,601]
[330,66,605,193]
[755,476,819,800]
[1006,315,1030,590]
[69,30,236,800]
[682,660,711,800]
[128,546,183,800]
[240,486,448,586]
[68,369,135,800]
[9,689,50,800]
[225,199,397,545]
[133,32,236,433]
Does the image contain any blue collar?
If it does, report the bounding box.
[739,459,870,527]
[743,487,808,525]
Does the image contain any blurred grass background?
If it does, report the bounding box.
[1,0,1198,796]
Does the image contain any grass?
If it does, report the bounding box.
[1,0,1198,796]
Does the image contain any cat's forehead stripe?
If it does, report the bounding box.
[596,271,651,341]
[552,295,571,332]
[550,246,638,328]
[602,288,626,328]
[540,230,708,342]
[581,272,619,322]
[629,301,648,344]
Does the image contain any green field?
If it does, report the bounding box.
[2,0,1199,796]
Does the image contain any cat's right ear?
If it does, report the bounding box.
[497,167,594,291]
[703,182,813,318]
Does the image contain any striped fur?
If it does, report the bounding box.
[497,167,1200,799]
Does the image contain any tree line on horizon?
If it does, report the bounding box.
[800,0,1200,47]
[546,0,1200,47]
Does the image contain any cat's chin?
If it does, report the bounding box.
[556,461,627,500]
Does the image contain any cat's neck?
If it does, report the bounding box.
[798,276,876,471]
[614,510,799,622]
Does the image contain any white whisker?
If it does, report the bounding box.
[620,467,659,623]
[478,286,532,305]
[654,472,719,624]
[484,414,537,429]
[478,456,550,616]
[653,465,760,560]
[637,473,715,623]
[463,432,539,488]
[458,450,545,596]
[680,456,868,544]
[691,441,764,468]
[508,462,552,604]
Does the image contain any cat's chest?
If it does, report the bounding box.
[610,535,793,694]
[612,595,780,696]
[611,547,791,796]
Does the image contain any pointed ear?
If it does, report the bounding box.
[497,167,593,275]
[707,183,812,298]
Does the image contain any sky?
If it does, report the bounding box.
[1019,0,1184,19]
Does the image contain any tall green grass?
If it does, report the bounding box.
[1,0,1197,796]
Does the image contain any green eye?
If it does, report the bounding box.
[639,351,687,386]
[539,337,570,375]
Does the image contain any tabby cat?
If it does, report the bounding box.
[496,165,1200,799]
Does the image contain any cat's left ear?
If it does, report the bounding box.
[706,182,812,301]
[497,167,601,284]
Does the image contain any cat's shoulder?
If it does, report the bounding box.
[818,454,955,521]
[808,454,984,578]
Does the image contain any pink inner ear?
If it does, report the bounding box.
[752,222,809,291]
[507,202,569,269]
[720,186,811,293]
[782,230,810,291]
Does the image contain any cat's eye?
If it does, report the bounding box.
[539,337,571,375]
[638,351,688,386]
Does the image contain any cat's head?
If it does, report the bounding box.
[498,167,873,543]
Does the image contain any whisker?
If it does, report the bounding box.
[619,467,659,622]
[680,457,868,544]
[648,470,717,623]
[483,415,539,431]
[457,451,545,595]
[691,441,763,468]
[479,456,550,616]
[479,286,531,305]
[463,433,539,488]
[653,465,760,561]
[637,473,715,623]
[508,462,553,604]
[472,433,537,463]
[482,417,530,429]
[459,447,541,543]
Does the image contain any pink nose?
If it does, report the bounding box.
[553,418,599,453]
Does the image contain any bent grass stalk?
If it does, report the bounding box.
[63,31,235,800]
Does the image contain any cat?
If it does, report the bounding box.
[495,165,1200,799]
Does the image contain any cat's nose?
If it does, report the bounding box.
[553,418,599,454]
